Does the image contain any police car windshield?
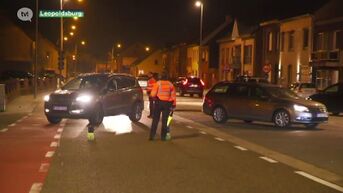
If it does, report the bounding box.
[62,76,105,90]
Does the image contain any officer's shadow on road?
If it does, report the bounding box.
[132,122,200,140]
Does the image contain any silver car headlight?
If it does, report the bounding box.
[44,95,50,102]
[294,104,309,112]
[76,94,93,103]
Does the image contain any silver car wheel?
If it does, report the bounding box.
[213,107,226,123]
[274,111,290,127]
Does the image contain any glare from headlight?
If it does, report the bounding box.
[44,95,50,102]
[294,104,309,112]
[76,95,93,103]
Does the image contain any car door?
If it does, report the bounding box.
[102,78,122,115]
[318,84,341,112]
[248,85,275,121]
[225,84,252,119]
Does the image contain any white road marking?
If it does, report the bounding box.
[186,125,193,129]
[50,141,59,147]
[23,116,29,119]
[214,137,225,142]
[9,123,16,127]
[57,128,64,133]
[235,146,248,151]
[29,183,43,193]
[295,171,343,192]
[45,151,55,158]
[0,128,8,132]
[54,134,61,139]
[260,156,278,163]
[39,163,50,172]
[17,119,23,123]
[199,131,207,135]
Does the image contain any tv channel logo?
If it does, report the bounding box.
[17,7,33,22]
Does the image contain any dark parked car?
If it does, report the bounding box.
[44,73,144,125]
[175,76,205,97]
[308,83,343,116]
[203,82,328,128]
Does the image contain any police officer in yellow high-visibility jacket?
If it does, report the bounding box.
[149,73,176,141]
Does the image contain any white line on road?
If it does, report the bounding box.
[0,128,8,132]
[9,123,16,127]
[45,151,55,158]
[260,156,278,163]
[214,137,225,142]
[295,171,343,192]
[50,141,59,147]
[29,183,43,193]
[186,125,193,129]
[39,163,50,172]
[199,131,207,135]
[17,119,23,123]
[235,146,248,151]
[54,134,61,139]
[57,128,64,133]
[23,116,29,119]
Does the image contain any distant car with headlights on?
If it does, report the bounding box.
[44,73,144,125]
[203,82,328,128]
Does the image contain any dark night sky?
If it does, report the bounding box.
[1,0,329,60]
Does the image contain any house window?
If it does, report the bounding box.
[276,32,280,51]
[288,31,295,51]
[281,32,285,51]
[268,32,273,51]
[225,48,230,65]
[303,28,309,49]
[220,48,225,65]
[244,45,252,64]
[335,31,343,49]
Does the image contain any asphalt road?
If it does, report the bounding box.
[1,94,343,193]
[41,95,343,193]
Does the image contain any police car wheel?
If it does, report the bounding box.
[129,103,142,122]
[47,116,62,124]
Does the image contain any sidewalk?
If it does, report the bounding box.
[0,92,47,130]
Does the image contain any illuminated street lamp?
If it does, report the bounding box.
[71,25,76,30]
[195,1,203,78]
[145,47,150,52]
[70,32,74,36]
[64,37,68,41]
[117,43,122,48]
[81,41,86,45]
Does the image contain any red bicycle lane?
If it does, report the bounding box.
[0,109,64,193]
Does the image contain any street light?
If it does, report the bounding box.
[145,47,150,52]
[71,25,76,30]
[195,1,203,78]
[117,43,122,48]
[81,41,86,45]
[64,37,68,41]
[70,32,74,36]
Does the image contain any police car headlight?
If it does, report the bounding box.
[294,104,309,112]
[44,95,50,102]
[76,94,93,103]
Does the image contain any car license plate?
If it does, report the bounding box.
[53,106,67,111]
[190,84,198,87]
[317,113,328,118]
[138,81,147,87]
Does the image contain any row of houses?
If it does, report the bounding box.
[121,0,342,89]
